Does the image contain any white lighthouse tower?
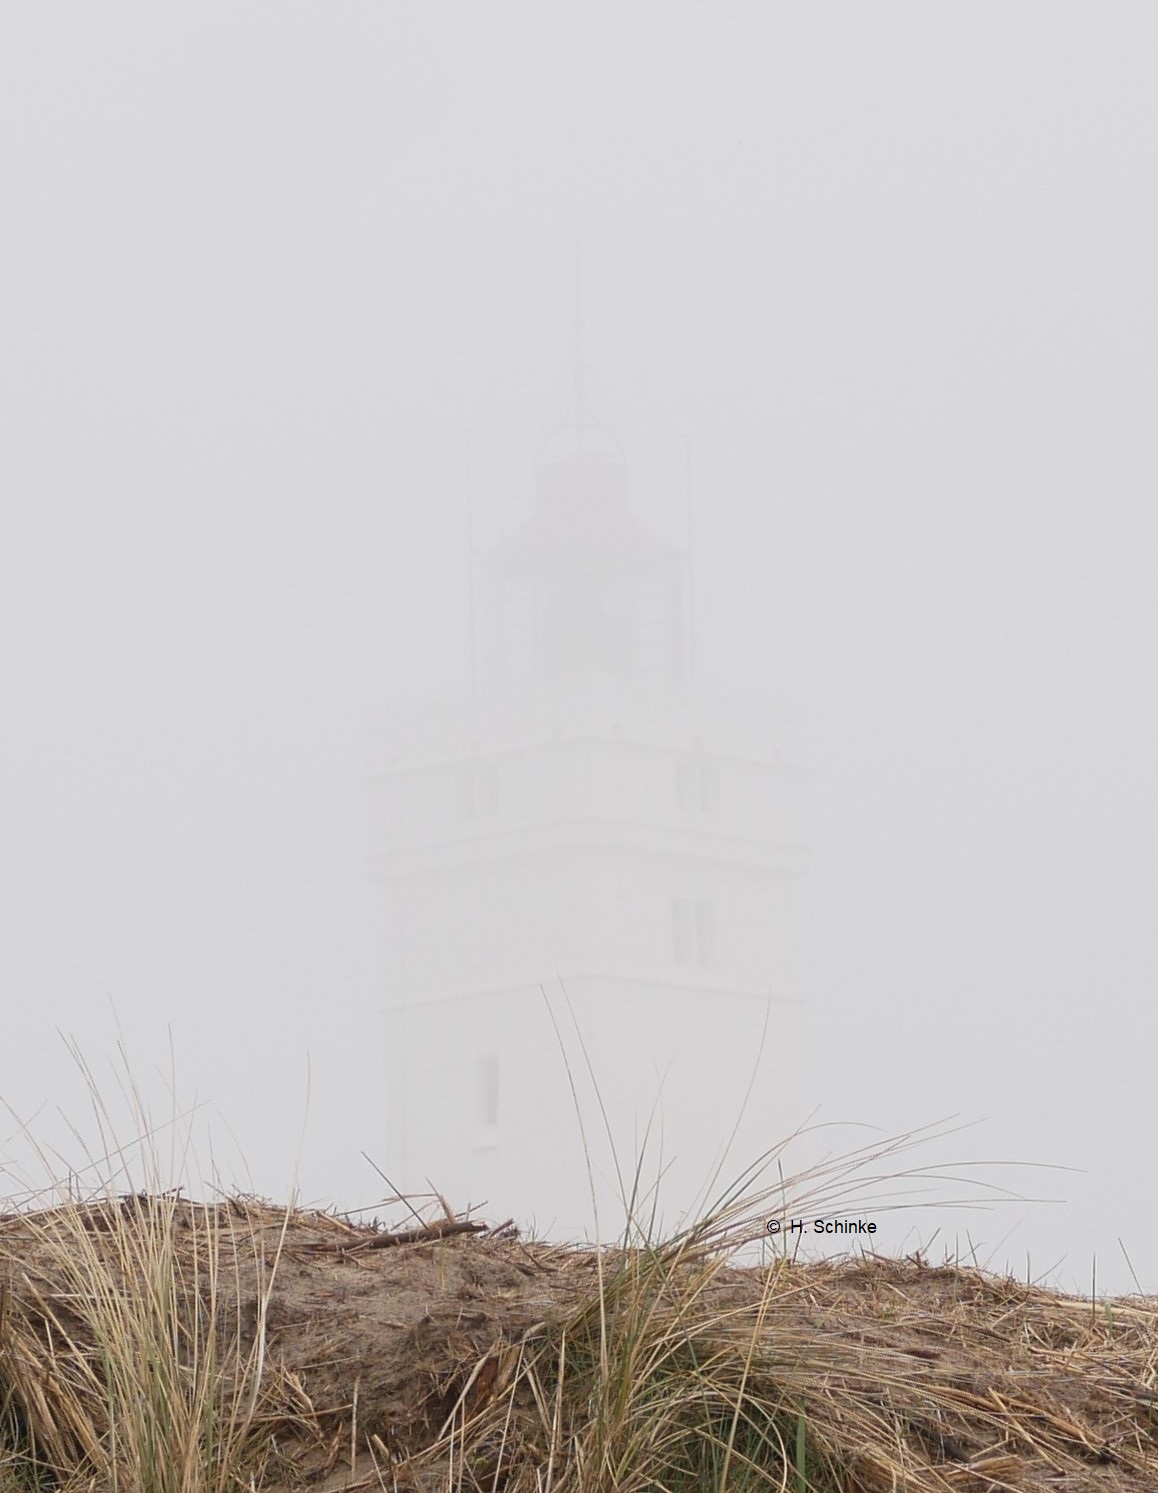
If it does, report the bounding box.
[368,358,806,1241]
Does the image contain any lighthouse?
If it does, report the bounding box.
[368,352,806,1240]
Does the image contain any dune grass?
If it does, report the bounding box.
[410,1211,1158,1492]
[2,1047,1153,1491]
[3,1157,1157,1491]
[0,1110,998,1493]
[0,1047,300,1493]
[0,1190,294,1493]
[401,1140,965,1493]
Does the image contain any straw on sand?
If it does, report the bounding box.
[1,1137,1156,1492]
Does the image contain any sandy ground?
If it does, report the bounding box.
[4,1197,1158,1491]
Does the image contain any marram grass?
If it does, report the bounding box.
[0,1192,292,1493]
[2,1112,1157,1491]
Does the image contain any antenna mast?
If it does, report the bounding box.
[685,431,695,690]
[573,227,587,457]
[465,426,477,695]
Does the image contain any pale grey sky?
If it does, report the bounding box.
[2,5,1155,1290]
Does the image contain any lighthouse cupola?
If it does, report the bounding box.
[485,376,686,690]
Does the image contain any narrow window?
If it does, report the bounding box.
[671,897,692,964]
[677,759,719,814]
[456,763,499,819]
[695,900,716,967]
[676,760,695,811]
[478,761,499,815]
[478,1055,499,1129]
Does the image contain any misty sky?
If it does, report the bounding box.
[2,5,1156,1293]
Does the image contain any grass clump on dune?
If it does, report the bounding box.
[0,1190,296,1493]
[2,1090,1157,1491]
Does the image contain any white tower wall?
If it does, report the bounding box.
[370,402,805,1240]
[371,682,805,1239]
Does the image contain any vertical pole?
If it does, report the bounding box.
[685,431,695,690]
[465,426,477,695]
[573,225,585,458]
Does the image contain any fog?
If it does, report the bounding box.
[2,5,1156,1293]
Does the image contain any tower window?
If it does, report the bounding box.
[476,1055,499,1136]
[456,762,499,820]
[476,761,499,814]
[695,900,716,967]
[672,898,715,966]
[671,897,692,963]
[676,760,719,814]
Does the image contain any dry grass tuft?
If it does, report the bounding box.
[1,1165,1157,1491]
[0,1074,1151,1493]
[0,1193,302,1493]
[404,1236,1158,1493]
